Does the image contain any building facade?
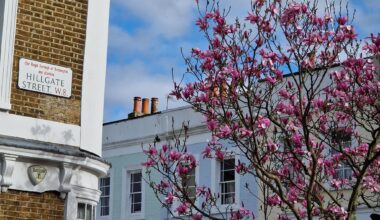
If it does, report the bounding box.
[0,0,110,219]
[100,100,259,220]
[101,96,378,220]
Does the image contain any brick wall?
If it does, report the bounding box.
[10,0,88,125]
[0,190,64,220]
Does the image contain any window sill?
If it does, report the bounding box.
[126,213,145,220]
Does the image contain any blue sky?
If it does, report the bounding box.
[103,0,380,123]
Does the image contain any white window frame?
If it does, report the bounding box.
[330,129,353,181]
[171,154,200,217]
[219,157,236,205]
[129,170,143,214]
[0,0,18,111]
[211,150,240,213]
[98,176,111,219]
[77,200,96,220]
[122,165,145,220]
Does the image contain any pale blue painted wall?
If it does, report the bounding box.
[107,152,164,220]
[105,141,258,220]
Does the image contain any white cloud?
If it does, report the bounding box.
[104,61,186,122]
[350,0,380,36]
[112,0,196,38]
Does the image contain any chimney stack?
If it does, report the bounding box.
[151,97,158,114]
[128,97,159,119]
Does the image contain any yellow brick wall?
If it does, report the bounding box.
[10,0,88,125]
[0,190,64,220]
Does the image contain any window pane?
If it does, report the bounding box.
[129,171,143,214]
[222,193,235,204]
[132,172,142,182]
[101,207,109,216]
[132,182,141,192]
[104,186,110,195]
[100,177,110,216]
[86,204,92,220]
[133,193,142,204]
[133,203,142,213]
[77,203,85,219]
[222,170,235,181]
[222,159,235,170]
[220,158,235,205]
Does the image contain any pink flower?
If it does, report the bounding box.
[287,188,298,203]
[218,125,232,137]
[256,116,270,130]
[290,133,302,148]
[191,214,202,220]
[337,16,347,25]
[169,150,182,161]
[245,13,260,24]
[267,195,282,206]
[162,144,168,152]
[176,164,189,175]
[196,17,208,30]
[266,75,277,85]
[176,202,189,215]
[142,158,156,167]
[235,160,247,174]
[158,180,170,189]
[165,192,174,204]
[363,176,380,192]
[239,127,253,137]
[202,146,211,158]
[144,146,157,156]
[327,205,348,218]
[267,140,278,152]
[206,119,217,131]
[215,149,225,160]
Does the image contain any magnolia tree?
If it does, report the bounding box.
[143,0,380,219]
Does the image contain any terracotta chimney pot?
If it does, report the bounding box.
[151,97,158,113]
[142,98,149,114]
[133,97,141,113]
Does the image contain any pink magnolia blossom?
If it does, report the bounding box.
[239,127,253,138]
[191,214,202,220]
[235,160,248,174]
[327,205,348,218]
[215,149,225,160]
[176,164,189,175]
[267,195,282,206]
[246,13,260,24]
[363,176,380,192]
[142,158,156,168]
[337,16,347,25]
[267,139,278,152]
[176,202,189,215]
[202,146,212,158]
[169,150,182,161]
[218,124,232,138]
[256,116,270,130]
[165,192,174,204]
[206,119,217,131]
[144,146,157,156]
[162,144,168,152]
[330,179,342,189]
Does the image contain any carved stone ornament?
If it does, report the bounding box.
[1,154,18,192]
[28,165,47,185]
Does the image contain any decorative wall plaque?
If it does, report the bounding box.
[18,58,72,98]
[28,165,47,185]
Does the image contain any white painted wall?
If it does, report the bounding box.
[80,0,110,156]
